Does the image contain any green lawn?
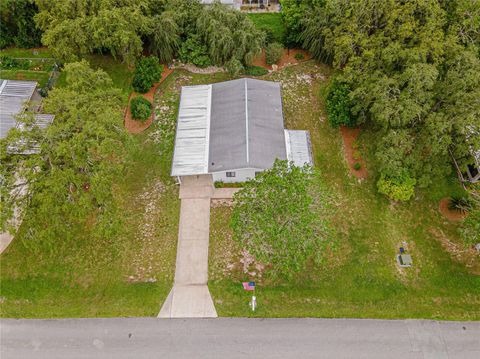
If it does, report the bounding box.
[208,61,480,320]
[1,60,478,319]
[0,47,53,58]
[0,69,50,87]
[247,13,285,43]
[0,68,231,319]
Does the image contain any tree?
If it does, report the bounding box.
[149,11,180,63]
[231,160,330,278]
[196,2,264,66]
[34,0,154,64]
[0,61,130,250]
[302,0,480,190]
[265,42,283,65]
[0,0,42,48]
[132,56,162,93]
[325,80,355,128]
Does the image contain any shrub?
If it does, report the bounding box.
[244,65,268,76]
[132,56,162,93]
[353,162,361,171]
[0,56,29,70]
[294,53,305,61]
[178,35,212,68]
[377,172,416,202]
[265,42,283,65]
[352,150,361,160]
[225,58,244,76]
[130,96,151,122]
[326,80,356,128]
[448,196,474,213]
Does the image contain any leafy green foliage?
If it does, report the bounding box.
[148,11,180,63]
[231,160,330,279]
[265,42,283,65]
[448,196,475,213]
[0,61,130,251]
[0,0,42,49]
[302,0,480,188]
[178,35,212,68]
[244,65,268,77]
[353,162,361,171]
[225,58,244,76]
[377,173,416,202]
[132,56,162,93]
[0,56,30,70]
[294,53,304,61]
[130,96,152,122]
[196,2,265,66]
[326,80,355,128]
[34,1,154,64]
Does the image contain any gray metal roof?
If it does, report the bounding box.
[208,78,286,172]
[171,85,211,176]
[8,114,55,154]
[285,130,313,167]
[171,78,312,177]
[0,79,37,139]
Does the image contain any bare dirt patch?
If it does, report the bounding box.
[340,126,368,180]
[252,48,312,70]
[124,65,173,134]
[439,198,467,221]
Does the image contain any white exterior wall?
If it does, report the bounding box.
[212,168,260,183]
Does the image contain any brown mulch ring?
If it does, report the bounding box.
[124,65,173,134]
[252,48,312,70]
[439,198,468,221]
[340,126,368,179]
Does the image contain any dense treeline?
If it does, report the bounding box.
[0,0,42,48]
[283,0,480,194]
[30,0,263,67]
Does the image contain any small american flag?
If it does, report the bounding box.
[242,282,255,291]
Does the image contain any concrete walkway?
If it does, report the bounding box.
[159,175,217,318]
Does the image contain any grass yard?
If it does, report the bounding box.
[247,13,285,43]
[0,68,232,319]
[0,69,50,87]
[208,61,480,320]
[0,47,53,58]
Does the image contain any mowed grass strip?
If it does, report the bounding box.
[247,13,285,43]
[208,61,480,320]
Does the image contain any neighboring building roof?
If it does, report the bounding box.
[171,78,289,176]
[200,0,242,9]
[0,79,37,139]
[285,130,313,167]
[208,78,286,172]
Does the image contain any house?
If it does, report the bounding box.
[171,78,313,183]
[200,0,242,10]
[0,79,54,152]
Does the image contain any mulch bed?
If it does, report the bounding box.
[252,48,312,70]
[340,126,368,180]
[124,65,173,134]
[439,198,468,221]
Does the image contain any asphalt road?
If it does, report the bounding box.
[1,318,479,359]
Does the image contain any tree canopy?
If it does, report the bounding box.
[0,0,42,48]
[231,160,330,279]
[0,61,130,250]
[33,0,263,66]
[299,0,480,189]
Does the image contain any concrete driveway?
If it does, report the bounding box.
[159,175,217,318]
